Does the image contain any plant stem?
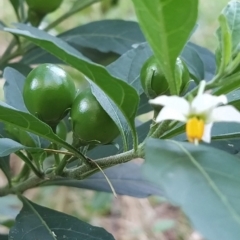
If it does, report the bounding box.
[1,39,17,58]
[0,36,21,67]
[44,149,74,155]
[44,0,101,32]
[15,151,44,179]
[51,143,61,165]
[64,145,143,180]
[13,163,31,182]
[0,47,22,67]
[19,0,26,22]
[150,120,171,139]
[0,175,48,197]
[0,143,144,196]
[55,155,72,175]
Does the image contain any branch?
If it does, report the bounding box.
[0,175,48,197]
[0,143,145,196]
[63,145,144,180]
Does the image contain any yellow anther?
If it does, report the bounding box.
[186,117,204,144]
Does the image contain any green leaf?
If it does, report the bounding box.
[212,122,240,137]
[161,123,185,140]
[106,42,153,116]
[181,43,205,82]
[144,139,240,240]
[43,162,162,198]
[187,42,216,81]
[131,0,198,94]
[9,196,115,240]
[117,120,151,152]
[3,67,50,148]
[137,94,153,115]
[209,123,240,154]
[0,138,39,157]
[87,144,118,159]
[229,97,240,111]
[106,41,214,117]
[214,71,240,95]
[22,45,119,66]
[4,24,139,150]
[161,119,240,155]
[217,0,240,57]
[0,102,83,158]
[60,20,145,55]
[69,0,100,12]
[86,120,151,159]
[0,122,6,137]
[107,42,152,94]
[3,67,28,112]
[74,47,119,66]
[90,83,130,150]
[1,63,32,76]
[22,20,145,65]
[162,120,240,154]
[210,139,240,155]
[216,14,232,74]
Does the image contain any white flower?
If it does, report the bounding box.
[149,81,240,144]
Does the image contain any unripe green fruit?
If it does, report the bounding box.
[140,56,169,98]
[71,89,119,145]
[23,64,76,127]
[26,0,63,15]
[140,56,190,98]
[27,9,43,27]
[26,0,63,26]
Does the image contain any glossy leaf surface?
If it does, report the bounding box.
[216,0,240,56]
[131,0,198,94]
[43,162,162,198]
[21,20,145,64]
[9,197,115,240]
[5,24,138,144]
[3,67,27,112]
[60,20,145,54]
[0,138,40,157]
[0,102,82,157]
[144,139,240,240]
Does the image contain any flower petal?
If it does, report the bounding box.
[209,105,240,122]
[191,94,227,114]
[149,96,190,115]
[202,123,213,143]
[156,106,187,122]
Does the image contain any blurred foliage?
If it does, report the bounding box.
[0,0,231,52]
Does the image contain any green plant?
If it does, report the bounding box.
[71,88,119,145]
[140,56,190,98]
[26,0,63,14]
[26,0,63,26]
[23,63,76,128]
[0,0,240,239]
